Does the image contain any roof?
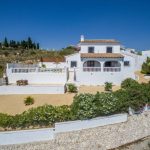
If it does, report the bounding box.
[80,53,124,58]
[40,57,65,62]
[80,39,120,44]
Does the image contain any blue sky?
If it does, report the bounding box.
[0,0,150,50]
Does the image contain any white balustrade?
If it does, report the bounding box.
[11,68,65,73]
[83,67,101,72]
[103,67,121,72]
[83,67,121,72]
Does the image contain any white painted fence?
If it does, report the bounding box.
[0,114,127,145]
[0,128,54,145]
[0,84,65,94]
[55,114,127,133]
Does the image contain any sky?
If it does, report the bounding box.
[0,0,150,50]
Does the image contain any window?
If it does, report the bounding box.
[106,47,113,53]
[88,47,94,53]
[124,61,130,66]
[71,61,77,68]
[87,61,95,67]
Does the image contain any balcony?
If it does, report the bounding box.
[103,67,121,72]
[83,67,121,72]
[83,67,101,72]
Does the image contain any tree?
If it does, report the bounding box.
[21,40,27,49]
[9,40,16,48]
[27,37,32,49]
[36,43,40,49]
[141,57,150,74]
[3,37,9,47]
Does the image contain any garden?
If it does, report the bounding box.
[0,78,150,131]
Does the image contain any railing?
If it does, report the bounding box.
[12,68,36,73]
[82,67,121,72]
[103,67,121,72]
[11,68,65,73]
[38,68,64,73]
[83,67,101,72]
[8,63,38,69]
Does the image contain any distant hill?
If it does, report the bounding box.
[0,45,77,77]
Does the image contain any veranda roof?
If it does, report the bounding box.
[80,53,124,58]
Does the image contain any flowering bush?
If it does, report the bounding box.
[121,78,139,89]
[95,92,119,115]
[71,94,97,119]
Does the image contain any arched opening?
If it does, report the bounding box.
[103,61,121,72]
[83,60,101,67]
[83,60,101,72]
[104,61,121,67]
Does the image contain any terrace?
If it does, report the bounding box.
[82,60,121,72]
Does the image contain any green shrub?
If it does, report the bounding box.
[42,64,46,68]
[0,113,13,128]
[71,92,119,119]
[105,82,112,91]
[121,78,139,89]
[71,93,97,120]
[67,83,77,93]
[24,96,34,106]
[141,57,150,74]
[0,105,73,129]
[95,92,119,115]
[114,83,150,112]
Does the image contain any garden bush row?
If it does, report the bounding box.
[0,78,150,130]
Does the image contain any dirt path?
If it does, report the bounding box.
[135,71,150,83]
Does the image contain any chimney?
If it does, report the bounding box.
[80,35,84,42]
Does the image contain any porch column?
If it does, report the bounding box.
[101,61,104,72]
[120,61,124,72]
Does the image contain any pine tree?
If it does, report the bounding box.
[3,37,9,47]
[36,43,40,49]
[27,37,32,49]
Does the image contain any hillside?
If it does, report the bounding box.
[0,46,77,77]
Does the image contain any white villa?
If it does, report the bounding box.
[2,36,148,94]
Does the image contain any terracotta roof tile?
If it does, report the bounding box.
[80,53,124,58]
[80,39,120,44]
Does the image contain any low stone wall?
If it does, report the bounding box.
[0,111,150,150]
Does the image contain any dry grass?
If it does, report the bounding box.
[0,85,120,115]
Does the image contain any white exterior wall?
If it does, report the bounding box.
[122,53,136,79]
[76,70,123,85]
[0,85,65,94]
[7,70,67,84]
[65,53,81,71]
[79,44,121,53]
[142,50,150,57]
[75,58,124,85]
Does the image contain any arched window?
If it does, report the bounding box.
[104,61,121,67]
[83,60,101,67]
